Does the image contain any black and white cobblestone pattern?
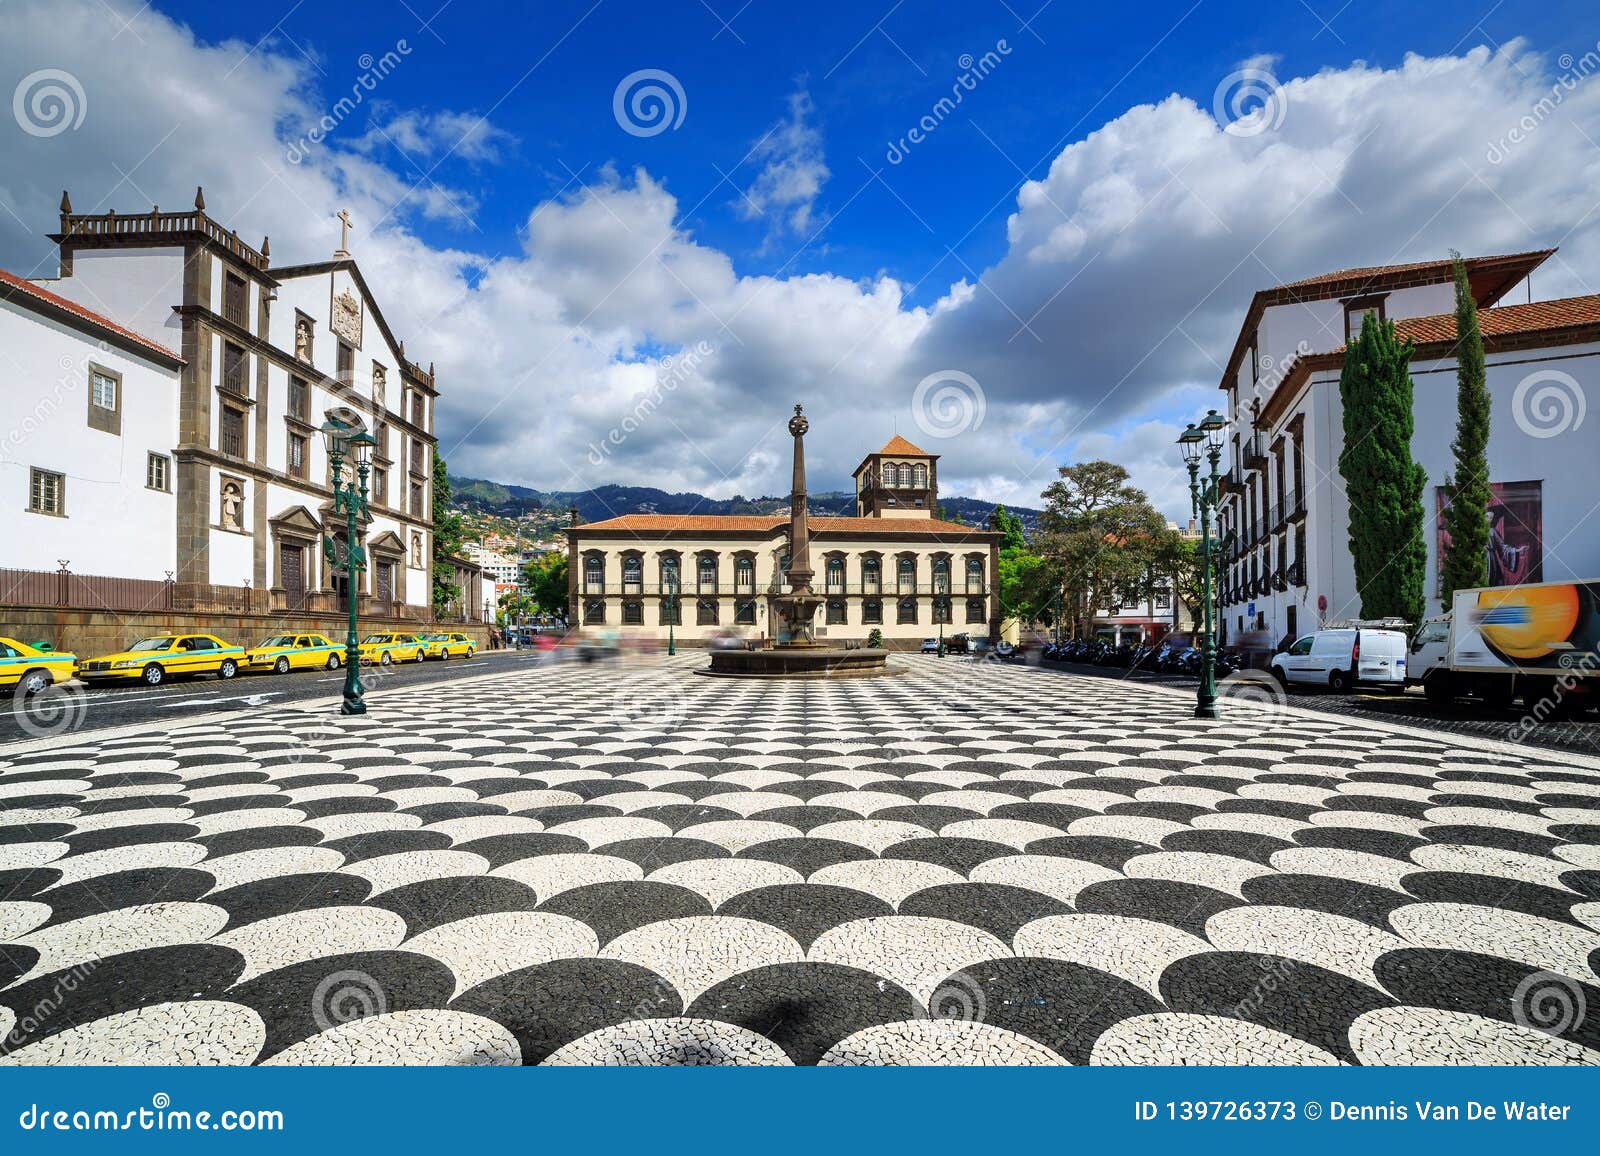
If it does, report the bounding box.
[1,655,1597,1066]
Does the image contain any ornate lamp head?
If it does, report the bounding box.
[788,403,808,438]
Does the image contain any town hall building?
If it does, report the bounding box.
[567,434,1002,647]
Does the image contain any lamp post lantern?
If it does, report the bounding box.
[665,569,678,656]
[321,418,375,715]
[1178,410,1228,720]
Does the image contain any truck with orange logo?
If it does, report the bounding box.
[1409,579,1600,716]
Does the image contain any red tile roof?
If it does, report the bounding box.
[1271,250,1553,293]
[575,513,991,536]
[578,515,784,532]
[0,268,183,364]
[877,434,933,456]
[1258,293,1600,429]
[1389,293,1600,346]
[1218,249,1555,391]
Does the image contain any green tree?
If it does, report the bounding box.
[1338,311,1428,628]
[1152,531,1204,628]
[1036,461,1168,637]
[997,545,1052,626]
[1438,253,1491,603]
[991,505,1027,551]
[431,447,466,614]
[521,552,570,617]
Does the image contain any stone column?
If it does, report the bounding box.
[785,404,813,594]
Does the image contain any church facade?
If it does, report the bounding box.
[567,435,1002,646]
[1,190,442,620]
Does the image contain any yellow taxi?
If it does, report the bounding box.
[420,632,477,660]
[356,632,428,666]
[79,634,244,687]
[246,633,344,674]
[0,637,78,695]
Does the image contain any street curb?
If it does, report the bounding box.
[0,653,584,759]
[5,652,1599,772]
[1033,661,1600,770]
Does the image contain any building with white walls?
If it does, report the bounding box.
[568,434,1001,646]
[1213,250,1600,647]
[0,269,184,579]
[2,189,440,618]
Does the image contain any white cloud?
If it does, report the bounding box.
[353,106,517,164]
[2,4,1597,525]
[736,89,831,238]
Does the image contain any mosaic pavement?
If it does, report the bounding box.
[2,655,1598,1066]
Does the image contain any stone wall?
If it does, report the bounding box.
[1,605,489,659]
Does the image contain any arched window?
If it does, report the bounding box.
[898,463,913,486]
[734,554,755,591]
[897,555,916,593]
[932,556,950,594]
[621,553,643,591]
[583,552,605,592]
[697,552,717,590]
[825,556,844,592]
[660,554,681,591]
[881,463,894,486]
[913,463,927,488]
[862,555,881,592]
[966,556,984,593]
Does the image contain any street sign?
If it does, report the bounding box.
[1246,601,1255,617]
[1317,594,1328,613]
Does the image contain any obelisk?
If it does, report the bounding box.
[781,403,820,645]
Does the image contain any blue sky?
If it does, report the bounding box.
[4,1,1599,516]
[157,0,1587,295]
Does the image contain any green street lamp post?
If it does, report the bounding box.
[321,418,376,715]
[1178,409,1229,720]
[665,570,678,656]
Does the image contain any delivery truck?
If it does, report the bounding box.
[1409,578,1600,716]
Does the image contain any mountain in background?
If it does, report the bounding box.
[450,476,1040,535]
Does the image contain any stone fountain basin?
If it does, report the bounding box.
[700,647,900,679]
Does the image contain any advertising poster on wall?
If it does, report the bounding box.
[1437,479,1543,589]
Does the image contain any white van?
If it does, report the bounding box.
[1269,627,1408,692]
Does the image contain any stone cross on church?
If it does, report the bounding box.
[334,209,354,258]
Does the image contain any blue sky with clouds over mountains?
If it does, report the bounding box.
[2,0,1597,518]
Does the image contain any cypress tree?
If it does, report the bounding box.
[1438,253,1491,602]
[1338,311,1428,628]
